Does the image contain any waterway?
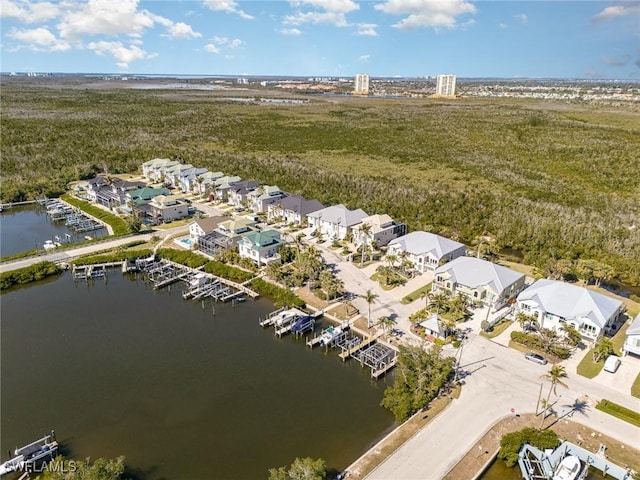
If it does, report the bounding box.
[0,272,395,479]
[0,204,107,258]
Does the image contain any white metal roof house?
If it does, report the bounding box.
[306,204,369,241]
[434,257,525,311]
[387,231,466,272]
[267,195,325,226]
[351,214,407,247]
[516,279,625,341]
[247,185,288,213]
[623,313,640,357]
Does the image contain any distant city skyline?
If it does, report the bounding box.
[1,0,639,79]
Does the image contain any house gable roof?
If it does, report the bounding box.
[194,216,225,234]
[241,230,281,247]
[435,256,524,293]
[307,204,369,227]
[628,314,640,336]
[276,195,325,216]
[389,231,466,259]
[517,279,623,329]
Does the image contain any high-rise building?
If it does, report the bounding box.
[354,74,370,94]
[436,74,456,96]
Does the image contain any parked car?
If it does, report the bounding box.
[603,355,621,373]
[525,352,548,365]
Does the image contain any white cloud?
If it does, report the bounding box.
[592,4,640,23]
[358,54,371,62]
[203,0,254,20]
[514,13,528,25]
[0,0,61,23]
[57,0,156,40]
[499,22,507,29]
[6,26,70,51]
[374,0,476,30]
[228,38,243,48]
[87,40,152,68]
[204,43,221,54]
[354,23,378,36]
[284,0,359,27]
[165,22,202,39]
[280,28,302,35]
[210,36,243,47]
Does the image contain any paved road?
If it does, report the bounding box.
[365,333,640,480]
[0,225,188,274]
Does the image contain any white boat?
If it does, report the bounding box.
[553,455,582,480]
[319,326,342,346]
[43,240,56,250]
[275,310,298,327]
[0,455,24,475]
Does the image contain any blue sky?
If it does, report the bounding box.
[1,0,639,78]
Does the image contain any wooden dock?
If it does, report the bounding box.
[338,332,383,361]
[371,356,397,378]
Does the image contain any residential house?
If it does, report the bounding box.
[127,186,171,207]
[163,164,195,188]
[267,195,324,226]
[213,176,242,201]
[198,217,256,257]
[227,180,260,210]
[178,167,209,193]
[197,171,225,196]
[189,216,226,242]
[387,231,467,273]
[517,279,625,341]
[88,177,145,210]
[147,194,189,223]
[433,256,525,311]
[351,214,407,248]
[306,204,369,241]
[419,314,447,340]
[239,230,282,265]
[142,158,178,180]
[623,314,640,357]
[248,185,288,213]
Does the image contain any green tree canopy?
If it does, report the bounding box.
[268,457,327,480]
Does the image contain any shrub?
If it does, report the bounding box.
[251,278,305,308]
[61,194,130,235]
[203,261,253,283]
[156,248,208,268]
[499,428,559,467]
[0,261,62,290]
[74,249,152,266]
[596,399,640,427]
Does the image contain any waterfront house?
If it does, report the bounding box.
[148,194,189,223]
[351,214,407,248]
[517,279,625,341]
[623,314,640,357]
[433,256,525,311]
[164,164,195,188]
[306,204,369,241]
[238,230,282,265]
[247,185,288,213]
[227,180,260,209]
[197,217,256,257]
[387,231,467,273]
[266,195,324,226]
[189,216,226,242]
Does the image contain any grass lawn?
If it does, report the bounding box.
[480,320,513,339]
[595,399,640,428]
[576,350,604,378]
[631,374,640,399]
[370,272,401,291]
[401,282,433,305]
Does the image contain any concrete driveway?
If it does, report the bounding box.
[592,354,640,397]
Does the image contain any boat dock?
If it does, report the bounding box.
[355,343,397,378]
[0,431,58,477]
[138,259,258,302]
[306,324,349,349]
[72,264,107,280]
[338,332,383,360]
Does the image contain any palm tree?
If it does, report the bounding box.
[358,223,372,266]
[377,316,395,337]
[428,291,450,315]
[385,253,398,269]
[293,233,305,261]
[540,364,568,428]
[363,289,379,329]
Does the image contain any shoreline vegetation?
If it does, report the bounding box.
[1,80,638,287]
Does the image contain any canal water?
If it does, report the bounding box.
[0,204,107,258]
[0,272,395,479]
